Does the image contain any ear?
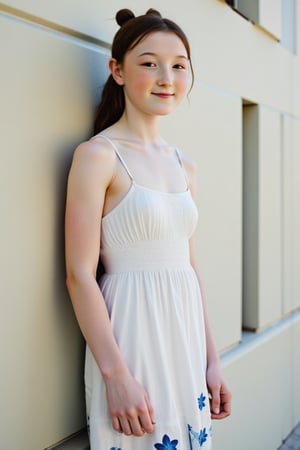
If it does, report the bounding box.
[109,58,124,86]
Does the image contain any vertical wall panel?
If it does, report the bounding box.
[281,0,296,53]
[243,106,282,330]
[243,105,259,329]
[259,0,282,39]
[293,120,300,310]
[258,106,282,327]
[0,15,108,450]
[297,0,300,57]
[282,115,294,314]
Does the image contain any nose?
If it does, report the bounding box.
[157,65,173,86]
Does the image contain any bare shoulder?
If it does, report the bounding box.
[70,135,116,187]
[73,135,115,168]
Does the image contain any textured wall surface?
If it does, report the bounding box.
[0,1,299,449]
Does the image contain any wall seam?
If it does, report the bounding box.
[194,80,300,122]
[221,308,300,366]
[0,2,111,49]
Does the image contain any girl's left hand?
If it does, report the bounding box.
[206,362,232,420]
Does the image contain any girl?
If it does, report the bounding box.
[65,8,231,450]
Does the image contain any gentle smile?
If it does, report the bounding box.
[152,93,175,98]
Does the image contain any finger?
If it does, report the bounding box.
[128,416,144,437]
[118,415,132,436]
[211,389,232,420]
[211,410,229,420]
[145,394,156,425]
[210,387,221,416]
[221,390,232,416]
[112,416,121,433]
[125,409,144,437]
[137,397,155,433]
[212,404,231,420]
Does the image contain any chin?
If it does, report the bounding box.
[153,106,178,116]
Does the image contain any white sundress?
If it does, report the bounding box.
[84,135,212,450]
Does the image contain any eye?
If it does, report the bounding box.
[173,64,186,70]
[141,62,156,67]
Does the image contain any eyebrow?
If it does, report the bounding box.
[137,52,188,59]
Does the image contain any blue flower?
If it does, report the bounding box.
[197,393,206,411]
[154,434,179,450]
[199,428,208,446]
[188,424,208,447]
[110,447,121,450]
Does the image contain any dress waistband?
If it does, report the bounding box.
[101,239,191,274]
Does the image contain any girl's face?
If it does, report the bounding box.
[111,31,190,118]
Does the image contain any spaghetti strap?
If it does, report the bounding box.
[97,134,134,181]
[174,147,189,187]
[174,147,182,167]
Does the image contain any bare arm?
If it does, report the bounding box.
[65,140,155,435]
[65,140,123,376]
[183,154,232,420]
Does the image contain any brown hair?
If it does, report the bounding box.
[94,8,194,134]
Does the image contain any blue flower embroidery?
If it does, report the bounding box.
[154,434,179,450]
[188,424,208,447]
[199,428,208,446]
[197,393,206,411]
[110,447,121,450]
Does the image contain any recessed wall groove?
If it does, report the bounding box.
[0,2,111,49]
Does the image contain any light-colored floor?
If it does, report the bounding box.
[278,423,300,450]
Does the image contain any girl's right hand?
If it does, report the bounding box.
[104,368,156,437]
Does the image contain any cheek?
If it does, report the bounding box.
[123,71,154,105]
[124,65,153,88]
[131,72,154,90]
[176,74,189,95]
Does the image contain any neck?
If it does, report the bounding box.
[114,111,162,145]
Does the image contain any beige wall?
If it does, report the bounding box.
[214,313,300,450]
[0,1,299,449]
[242,105,282,331]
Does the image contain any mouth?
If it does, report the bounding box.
[152,93,175,98]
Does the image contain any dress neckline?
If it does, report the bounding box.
[102,181,191,221]
[97,133,189,190]
[132,180,190,196]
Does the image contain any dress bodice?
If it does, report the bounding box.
[98,135,199,273]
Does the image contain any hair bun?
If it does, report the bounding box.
[145,8,162,18]
[116,9,135,26]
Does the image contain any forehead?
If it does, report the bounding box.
[129,31,188,58]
